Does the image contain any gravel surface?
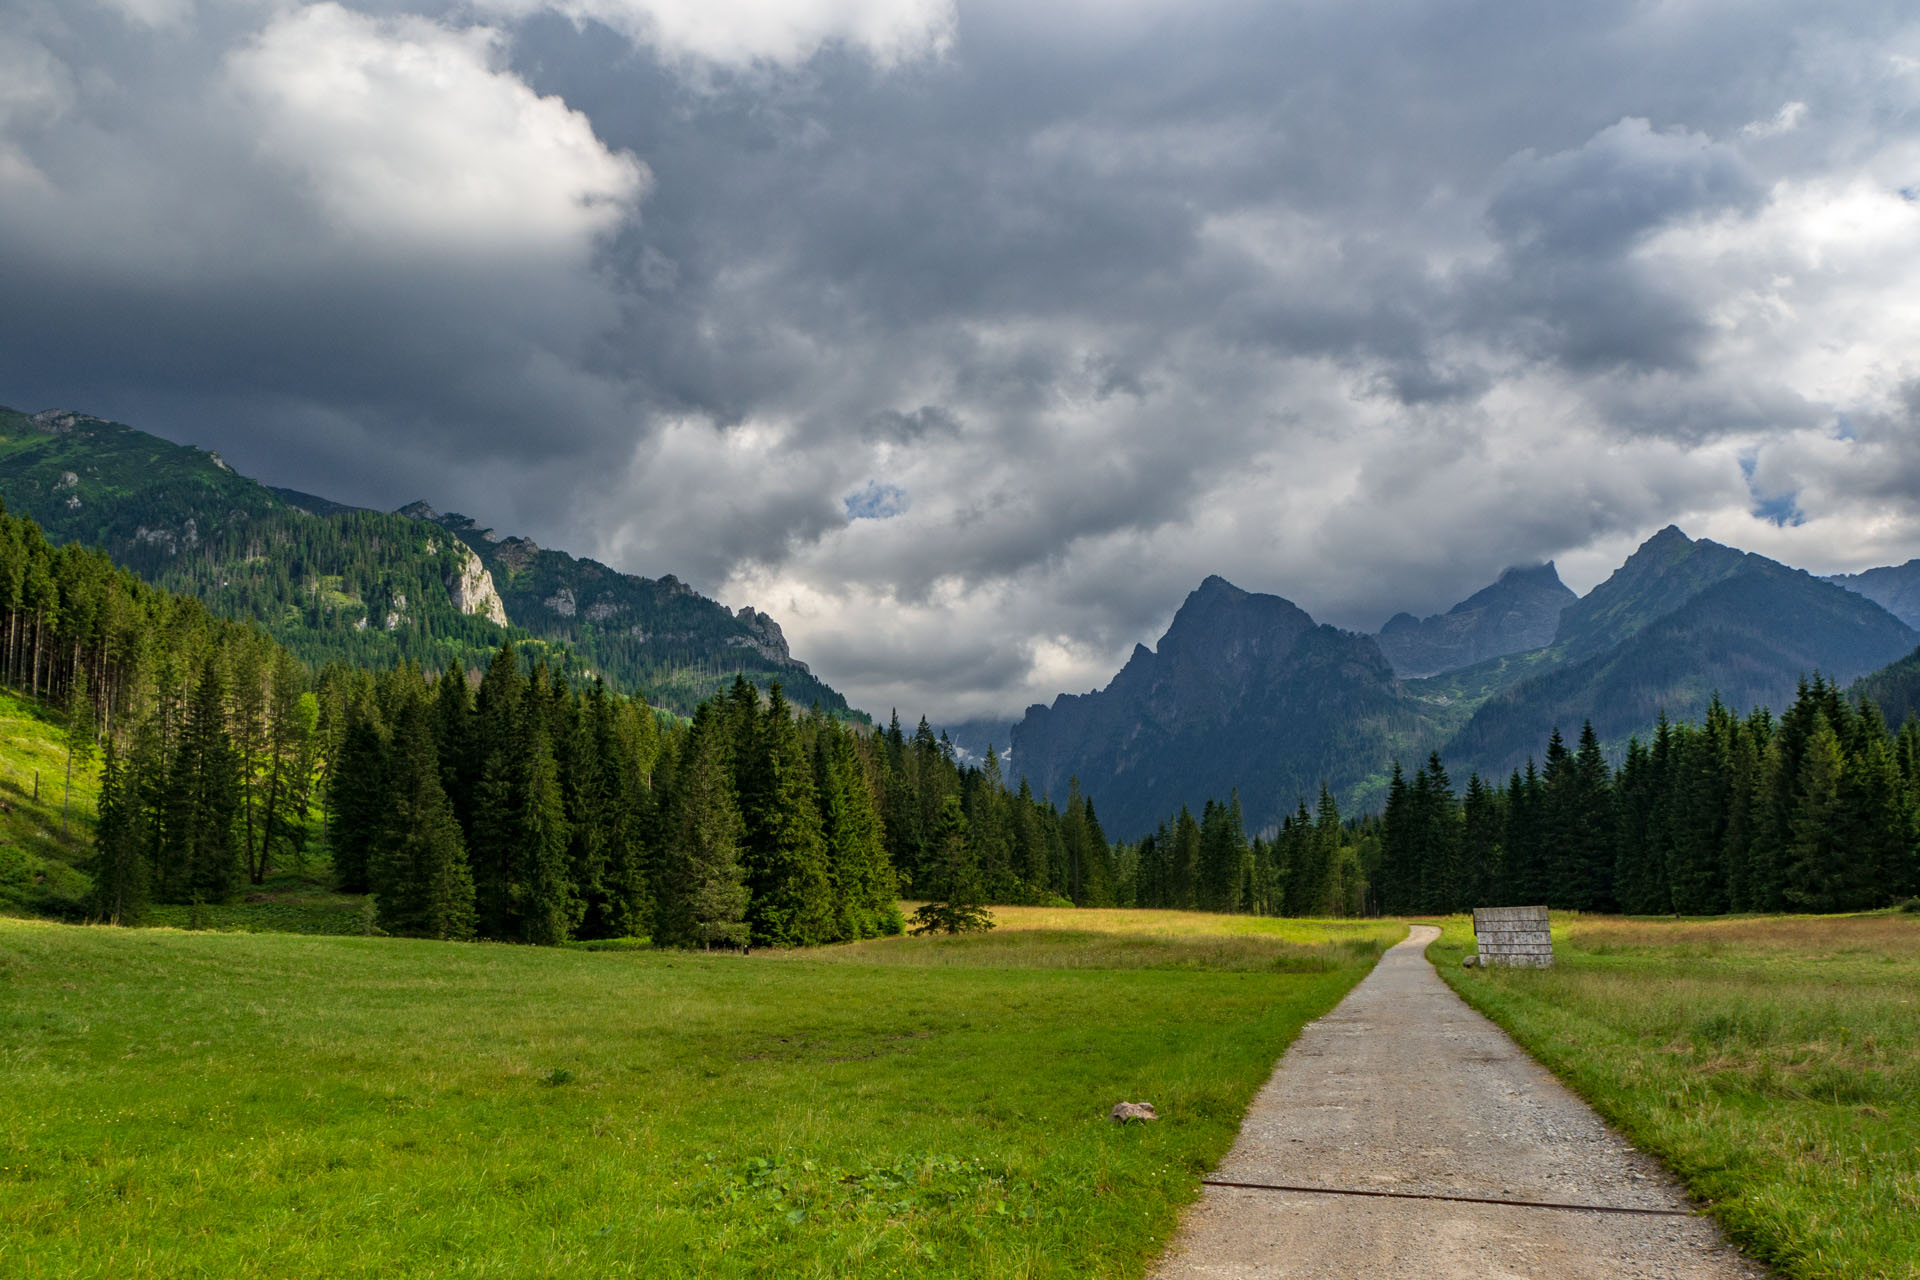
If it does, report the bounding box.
[1148,925,1770,1279]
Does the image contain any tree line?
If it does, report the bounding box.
[15,486,1918,932]
[1374,678,1920,915]
[89,626,1133,944]
[1114,789,1372,917]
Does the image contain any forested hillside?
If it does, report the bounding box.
[1374,679,1920,917]
[0,404,851,715]
[1851,647,1920,732]
[0,485,1118,941]
[8,475,1917,935]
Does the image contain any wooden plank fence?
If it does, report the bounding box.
[1472,905,1553,968]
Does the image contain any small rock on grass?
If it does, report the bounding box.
[1110,1101,1158,1122]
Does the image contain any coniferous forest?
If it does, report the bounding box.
[1369,683,1920,917]
[4,485,1915,940]
[1115,680,1920,919]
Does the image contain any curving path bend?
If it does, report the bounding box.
[1149,925,1769,1279]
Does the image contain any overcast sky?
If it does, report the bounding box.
[4,0,1920,720]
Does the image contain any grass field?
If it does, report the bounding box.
[0,908,1402,1278]
[1431,912,1920,1280]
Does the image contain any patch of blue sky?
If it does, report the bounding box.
[844,482,909,520]
[1751,492,1804,527]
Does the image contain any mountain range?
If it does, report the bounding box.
[6,398,1918,835]
[1010,527,1920,837]
[0,404,853,717]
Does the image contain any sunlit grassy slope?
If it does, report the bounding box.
[1,910,1403,1279]
[0,692,96,919]
[1432,912,1920,1280]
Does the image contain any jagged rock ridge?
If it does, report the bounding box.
[1009,576,1424,837]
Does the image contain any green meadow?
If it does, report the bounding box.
[0,908,1401,1279]
[1432,912,1920,1280]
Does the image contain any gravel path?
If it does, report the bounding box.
[1148,925,1769,1279]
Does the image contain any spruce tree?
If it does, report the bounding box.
[327,700,387,893]
[1612,738,1665,913]
[89,738,149,925]
[909,795,993,935]
[741,685,834,946]
[433,656,476,839]
[371,697,476,940]
[1460,773,1500,911]
[469,642,526,938]
[1567,722,1617,911]
[1379,763,1411,913]
[1169,805,1201,909]
[658,703,749,949]
[1504,762,1550,906]
[515,679,576,946]
[162,657,244,904]
[1784,708,1846,911]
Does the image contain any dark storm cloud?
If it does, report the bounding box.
[1472,118,1765,375]
[3,0,1920,716]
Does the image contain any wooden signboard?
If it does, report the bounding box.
[1472,905,1553,968]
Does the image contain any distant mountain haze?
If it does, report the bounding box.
[1375,562,1576,677]
[1827,560,1920,631]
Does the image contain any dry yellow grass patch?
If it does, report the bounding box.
[796,906,1405,971]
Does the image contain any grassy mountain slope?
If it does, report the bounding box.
[0,404,853,715]
[1375,562,1575,678]
[0,692,96,920]
[1549,525,1756,661]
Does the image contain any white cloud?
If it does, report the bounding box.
[1741,100,1808,138]
[0,34,72,189]
[226,3,646,254]
[471,0,955,68]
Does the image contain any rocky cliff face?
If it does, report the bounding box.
[1375,563,1576,677]
[445,543,508,627]
[733,606,808,671]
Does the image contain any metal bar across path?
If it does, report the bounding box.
[1199,1178,1699,1218]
